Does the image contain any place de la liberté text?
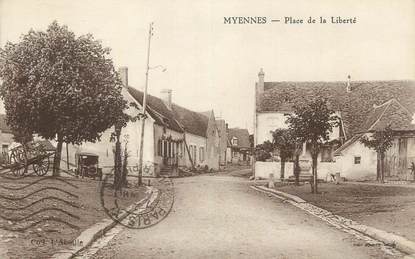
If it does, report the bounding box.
[223,16,357,24]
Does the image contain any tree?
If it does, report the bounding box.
[292,145,302,186]
[286,98,338,193]
[110,103,140,194]
[271,129,295,180]
[289,133,303,186]
[359,126,393,183]
[121,135,130,187]
[255,140,274,162]
[0,21,126,176]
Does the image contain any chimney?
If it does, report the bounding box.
[225,123,229,133]
[257,68,265,95]
[118,67,128,87]
[346,75,351,93]
[161,89,172,109]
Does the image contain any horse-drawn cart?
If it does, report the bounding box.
[0,140,55,176]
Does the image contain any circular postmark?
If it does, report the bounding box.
[100,173,174,229]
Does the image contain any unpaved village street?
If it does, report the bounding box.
[92,174,398,259]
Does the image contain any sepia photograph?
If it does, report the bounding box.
[0,0,414,258]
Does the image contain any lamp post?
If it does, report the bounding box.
[137,22,167,186]
[137,22,153,186]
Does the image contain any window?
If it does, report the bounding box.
[354,156,361,164]
[178,143,183,157]
[157,140,162,156]
[189,145,197,162]
[1,144,8,154]
[232,137,238,146]
[199,147,205,162]
[168,142,172,158]
[163,141,168,157]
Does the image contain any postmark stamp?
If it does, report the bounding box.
[0,166,80,233]
[99,172,174,229]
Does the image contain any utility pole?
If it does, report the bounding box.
[138,22,154,186]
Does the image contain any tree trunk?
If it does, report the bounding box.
[66,143,70,170]
[313,155,318,194]
[114,135,122,194]
[376,152,380,181]
[121,142,128,187]
[294,154,300,186]
[53,135,63,177]
[380,152,385,183]
[310,143,319,194]
[280,158,285,180]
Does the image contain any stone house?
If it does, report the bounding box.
[254,68,415,180]
[62,67,220,176]
[227,127,251,164]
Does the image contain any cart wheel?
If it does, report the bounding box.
[16,149,25,163]
[33,157,49,176]
[9,152,17,164]
[11,165,24,176]
[9,152,23,176]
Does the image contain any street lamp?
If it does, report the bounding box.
[149,65,167,72]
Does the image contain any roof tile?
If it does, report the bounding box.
[258,80,415,137]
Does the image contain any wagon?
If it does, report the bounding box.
[0,140,55,176]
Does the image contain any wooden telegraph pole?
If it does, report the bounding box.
[137,22,154,186]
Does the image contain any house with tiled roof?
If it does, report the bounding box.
[63,67,220,176]
[227,128,251,164]
[254,68,415,180]
[334,99,415,180]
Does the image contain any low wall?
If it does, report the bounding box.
[255,161,294,179]
[255,161,337,180]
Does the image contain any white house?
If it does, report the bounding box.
[254,68,415,181]
[61,67,221,177]
[334,99,415,180]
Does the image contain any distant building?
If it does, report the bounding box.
[254,68,415,180]
[215,119,228,166]
[227,127,251,164]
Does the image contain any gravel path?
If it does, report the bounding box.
[91,175,399,259]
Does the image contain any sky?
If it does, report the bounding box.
[0,0,414,132]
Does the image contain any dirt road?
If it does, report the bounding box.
[92,175,399,259]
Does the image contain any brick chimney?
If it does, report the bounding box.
[257,68,265,95]
[118,66,128,87]
[161,89,172,109]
